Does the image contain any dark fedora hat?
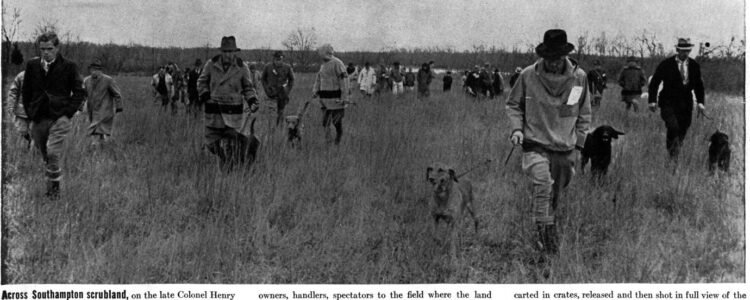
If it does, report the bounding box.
[220,36,240,52]
[535,29,575,58]
[675,38,694,50]
[88,59,103,69]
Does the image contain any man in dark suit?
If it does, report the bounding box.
[648,38,705,160]
[22,32,86,199]
[186,59,203,117]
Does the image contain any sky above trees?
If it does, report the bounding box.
[4,0,745,52]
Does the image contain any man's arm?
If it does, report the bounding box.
[240,64,258,106]
[286,65,295,93]
[67,63,86,117]
[692,61,705,105]
[647,63,663,104]
[197,62,211,100]
[576,77,593,149]
[505,73,525,134]
[7,74,21,117]
[108,78,124,112]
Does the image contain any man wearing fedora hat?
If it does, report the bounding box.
[198,36,259,168]
[506,29,591,255]
[83,59,123,147]
[261,50,295,126]
[22,32,86,199]
[648,38,705,160]
[617,56,647,113]
[313,43,350,145]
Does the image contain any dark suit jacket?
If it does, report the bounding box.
[22,54,86,121]
[648,55,705,109]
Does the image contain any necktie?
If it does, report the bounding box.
[679,61,687,85]
[43,61,49,74]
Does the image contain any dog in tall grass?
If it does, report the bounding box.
[425,163,479,259]
[581,125,624,178]
[285,101,311,147]
[708,130,731,173]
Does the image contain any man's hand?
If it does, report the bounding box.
[247,97,259,113]
[510,130,524,146]
[649,102,657,112]
[697,103,706,114]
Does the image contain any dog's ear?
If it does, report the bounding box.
[611,127,625,138]
[425,167,433,182]
[449,169,458,182]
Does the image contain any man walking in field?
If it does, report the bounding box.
[7,70,31,146]
[261,51,295,126]
[390,61,404,95]
[152,66,174,113]
[416,63,433,99]
[492,68,504,98]
[648,38,705,160]
[358,62,377,98]
[617,56,647,113]
[186,59,203,117]
[22,32,86,199]
[198,36,259,168]
[587,60,607,107]
[83,60,123,147]
[509,67,522,88]
[313,44,350,145]
[403,67,415,93]
[506,29,591,255]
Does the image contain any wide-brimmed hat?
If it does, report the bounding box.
[220,36,240,52]
[675,38,694,51]
[88,59,103,69]
[535,29,575,58]
[317,44,334,59]
[514,67,522,73]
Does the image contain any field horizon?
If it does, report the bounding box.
[1,73,745,283]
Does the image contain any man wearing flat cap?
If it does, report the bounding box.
[648,38,705,160]
[506,29,591,255]
[261,50,295,126]
[198,36,259,168]
[83,59,123,147]
[618,56,647,113]
[312,43,350,145]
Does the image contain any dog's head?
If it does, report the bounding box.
[592,125,624,143]
[709,130,729,146]
[426,163,457,196]
[285,115,301,132]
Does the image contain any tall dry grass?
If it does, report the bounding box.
[1,74,744,283]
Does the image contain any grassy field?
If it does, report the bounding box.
[1,73,744,283]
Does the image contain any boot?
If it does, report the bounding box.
[536,224,558,255]
[45,181,60,200]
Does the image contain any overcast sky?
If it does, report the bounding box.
[3,0,745,52]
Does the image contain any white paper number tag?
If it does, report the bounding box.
[567,86,583,105]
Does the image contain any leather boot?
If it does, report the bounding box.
[536,224,558,255]
[45,181,60,200]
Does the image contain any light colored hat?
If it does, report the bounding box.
[514,67,522,73]
[675,38,694,51]
[317,44,334,59]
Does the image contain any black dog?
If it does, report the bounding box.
[581,125,624,177]
[708,130,730,173]
[215,118,260,168]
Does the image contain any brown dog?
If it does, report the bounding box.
[425,163,479,232]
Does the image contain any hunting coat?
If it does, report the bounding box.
[197,55,258,131]
[261,61,295,100]
[84,74,123,135]
[506,58,592,152]
[617,66,647,96]
[22,54,86,122]
[313,56,348,110]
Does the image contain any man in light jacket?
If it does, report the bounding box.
[313,44,350,145]
[358,62,376,98]
[152,66,174,113]
[83,60,123,147]
[7,70,31,146]
[198,36,259,168]
[506,29,591,255]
